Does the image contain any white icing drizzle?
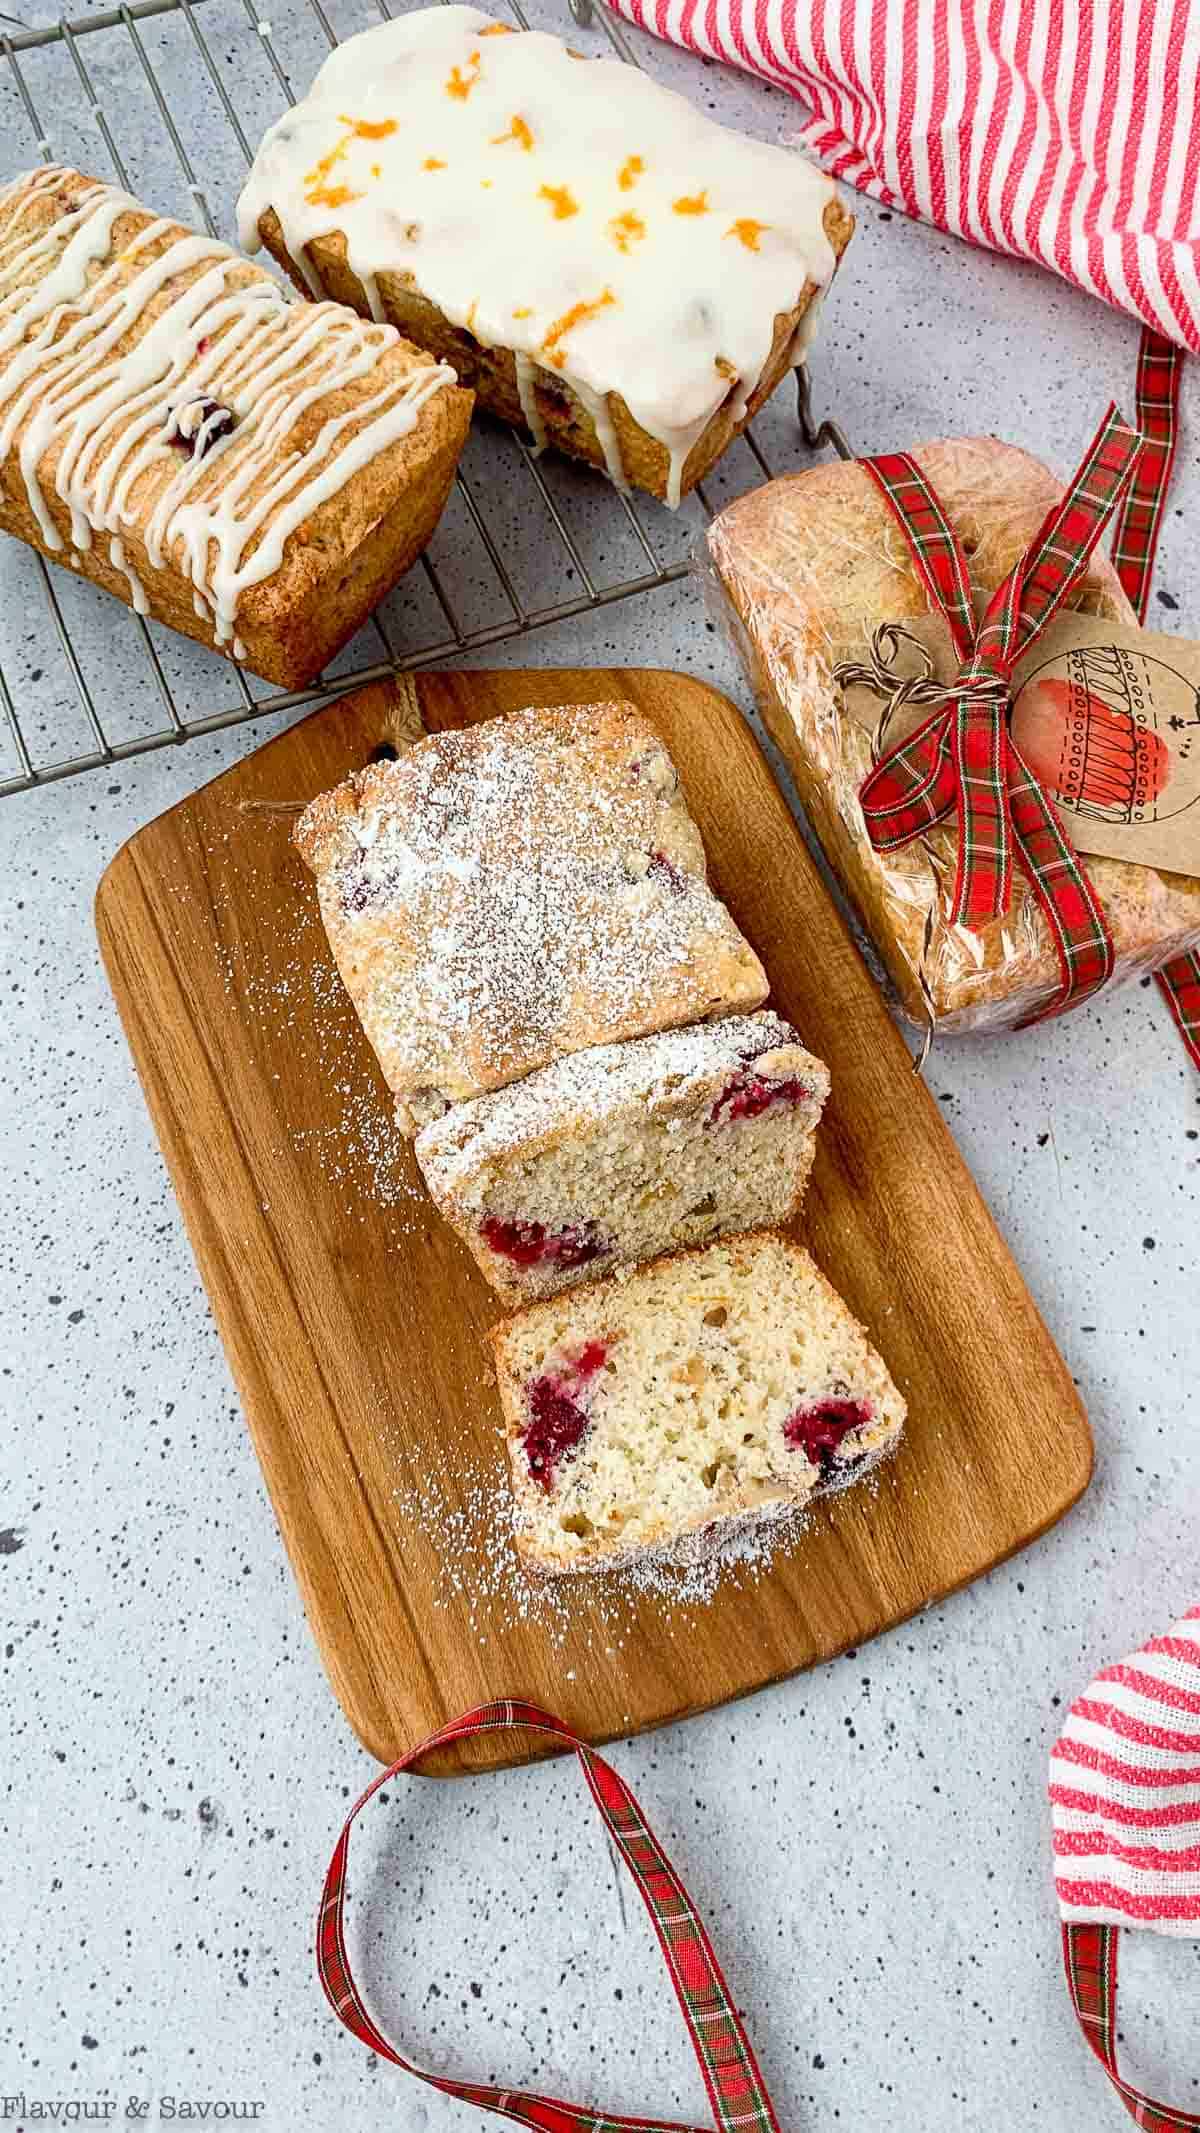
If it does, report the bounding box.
[109,533,148,613]
[787,285,827,365]
[570,375,628,490]
[0,166,456,644]
[512,349,546,454]
[236,6,838,507]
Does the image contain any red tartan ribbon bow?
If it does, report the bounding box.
[846,333,1200,1059]
[853,405,1146,1022]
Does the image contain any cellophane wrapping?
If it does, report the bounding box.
[705,435,1200,1035]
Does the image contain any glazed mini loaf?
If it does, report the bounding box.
[491,1231,905,1575]
[294,701,768,1131]
[708,438,1200,1033]
[416,1011,829,1304]
[0,167,472,687]
[237,6,853,505]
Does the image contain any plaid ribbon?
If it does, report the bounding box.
[316,1699,782,2133]
[1062,1923,1200,2132]
[1110,333,1200,1074]
[1111,333,1181,622]
[856,404,1146,1023]
[1157,953,1200,1064]
[855,331,1200,1061]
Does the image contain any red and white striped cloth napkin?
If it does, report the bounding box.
[1052,1603,1200,1933]
[1052,1608,1199,2128]
[604,0,1200,351]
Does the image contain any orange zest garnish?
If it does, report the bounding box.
[726,217,768,251]
[304,119,394,207]
[617,154,644,191]
[423,156,447,171]
[304,182,362,210]
[446,51,481,98]
[370,163,381,178]
[479,19,514,30]
[538,183,579,220]
[304,131,350,191]
[540,288,616,368]
[338,114,398,141]
[512,305,532,318]
[673,189,709,215]
[608,210,645,253]
[491,113,535,151]
[480,179,493,189]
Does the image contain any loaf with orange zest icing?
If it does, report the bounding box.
[0,167,471,686]
[237,6,853,505]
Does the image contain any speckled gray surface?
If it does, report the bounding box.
[2,3,1199,2125]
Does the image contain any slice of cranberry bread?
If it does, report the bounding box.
[490,1232,905,1575]
[294,700,767,1133]
[416,1013,829,1305]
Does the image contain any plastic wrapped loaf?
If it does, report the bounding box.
[707,438,1200,1034]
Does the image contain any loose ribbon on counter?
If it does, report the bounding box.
[837,327,1200,1065]
[1052,1602,1200,2132]
[1063,1927,1200,2133]
[317,1699,783,2133]
[1119,339,1200,1067]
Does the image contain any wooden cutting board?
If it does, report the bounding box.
[96,667,1092,1775]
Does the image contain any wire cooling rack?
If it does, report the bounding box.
[0,0,852,795]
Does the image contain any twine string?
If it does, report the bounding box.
[834,621,1011,766]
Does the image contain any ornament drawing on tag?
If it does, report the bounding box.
[1011,643,1200,829]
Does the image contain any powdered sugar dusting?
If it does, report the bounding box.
[416,1009,813,1189]
[210,859,422,1216]
[299,701,767,1118]
[289,954,418,1208]
[388,1439,885,1632]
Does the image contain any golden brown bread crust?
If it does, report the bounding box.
[709,437,1200,1030]
[295,699,769,1129]
[256,195,854,503]
[0,169,473,688]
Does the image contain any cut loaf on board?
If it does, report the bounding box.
[490,1231,906,1575]
[96,663,1094,1768]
